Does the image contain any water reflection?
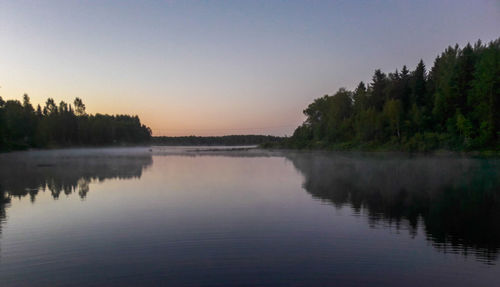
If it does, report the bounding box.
[286,152,500,264]
[0,148,152,235]
[1,148,499,269]
[0,185,9,234]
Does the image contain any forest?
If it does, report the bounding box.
[284,39,499,151]
[0,96,151,151]
[2,40,498,152]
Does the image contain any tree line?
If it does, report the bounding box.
[0,96,151,151]
[153,135,283,146]
[285,39,499,151]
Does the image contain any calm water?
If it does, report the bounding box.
[0,147,499,286]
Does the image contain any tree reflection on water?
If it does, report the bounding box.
[0,149,153,236]
[1,149,499,265]
[286,152,500,264]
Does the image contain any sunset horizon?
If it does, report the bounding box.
[1,1,498,136]
[1,1,500,286]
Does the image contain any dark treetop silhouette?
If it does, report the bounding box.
[0,96,152,151]
[282,39,499,151]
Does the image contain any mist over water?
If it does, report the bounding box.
[0,148,498,286]
[286,152,500,263]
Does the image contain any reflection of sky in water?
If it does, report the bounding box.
[0,148,499,286]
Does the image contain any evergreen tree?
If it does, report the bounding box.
[369,69,388,111]
[286,39,499,151]
[411,60,427,107]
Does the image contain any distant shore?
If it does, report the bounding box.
[152,135,283,146]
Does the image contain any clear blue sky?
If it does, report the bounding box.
[1,0,498,136]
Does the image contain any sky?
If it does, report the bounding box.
[0,0,499,136]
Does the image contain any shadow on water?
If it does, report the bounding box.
[285,152,500,264]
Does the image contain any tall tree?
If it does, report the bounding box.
[411,60,427,107]
[469,40,500,146]
[400,65,411,111]
[74,97,86,116]
[369,69,388,111]
[353,82,368,113]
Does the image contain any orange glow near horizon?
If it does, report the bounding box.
[1,1,498,136]
[0,86,302,137]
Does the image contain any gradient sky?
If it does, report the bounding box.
[1,1,499,136]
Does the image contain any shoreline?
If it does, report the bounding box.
[260,145,500,157]
[3,144,498,158]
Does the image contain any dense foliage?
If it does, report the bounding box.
[286,39,499,151]
[153,135,283,146]
[0,96,151,151]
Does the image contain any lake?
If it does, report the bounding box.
[0,147,499,286]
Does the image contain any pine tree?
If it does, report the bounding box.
[411,60,427,107]
[369,69,387,111]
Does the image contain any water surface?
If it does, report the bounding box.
[0,147,499,286]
